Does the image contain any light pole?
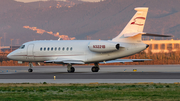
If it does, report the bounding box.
[0,37,2,52]
[10,39,14,52]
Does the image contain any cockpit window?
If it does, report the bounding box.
[19,45,25,49]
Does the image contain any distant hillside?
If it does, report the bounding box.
[0,0,180,45]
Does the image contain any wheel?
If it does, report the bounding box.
[95,67,99,72]
[68,67,75,73]
[91,66,99,72]
[71,67,75,72]
[28,69,33,72]
[91,67,96,72]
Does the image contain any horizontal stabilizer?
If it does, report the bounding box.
[142,33,173,37]
[124,32,172,38]
[100,59,152,64]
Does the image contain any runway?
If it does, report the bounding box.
[0,65,180,83]
[1,72,180,79]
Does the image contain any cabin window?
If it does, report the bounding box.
[51,47,53,51]
[55,47,57,51]
[70,47,72,51]
[40,47,42,51]
[62,47,65,51]
[44,47,46,51]
[47,47,50,51]
[67,47,69,51]
[58,47,61,51]
[19,45,25,49]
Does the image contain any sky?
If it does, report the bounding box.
[15,0,102,3]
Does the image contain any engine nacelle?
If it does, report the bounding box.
[88,41,120,53]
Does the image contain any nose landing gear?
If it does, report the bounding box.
[28,62,33,72]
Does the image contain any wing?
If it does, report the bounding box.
[100,59,152,64]
[44,60,85,64]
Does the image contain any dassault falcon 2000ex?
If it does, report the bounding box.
[7,7,171,73]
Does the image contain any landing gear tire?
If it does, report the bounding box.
[28,69,33,72]
[28,62,33,72]
[67,67,75,73]
[91,66,99,72]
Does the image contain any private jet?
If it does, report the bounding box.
[7,7,171,73]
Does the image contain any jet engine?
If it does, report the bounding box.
[88,41,120,53]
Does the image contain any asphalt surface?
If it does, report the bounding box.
[1,72,180,79]
[0,65,180,83]
[0,65,180,79]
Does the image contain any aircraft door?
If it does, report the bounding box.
[27,44,34,60]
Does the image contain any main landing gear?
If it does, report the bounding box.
[27,63,99,73]
[67,64,75,73]
[66,63,99,73]
[28,62,33,72]
[91,63,99,72]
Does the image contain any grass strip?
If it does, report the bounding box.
[0,83,179,101]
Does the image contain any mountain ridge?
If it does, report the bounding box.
[0,0,180,45]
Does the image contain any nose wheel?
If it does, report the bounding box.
[28,68,33,72]
[28,62,33,72]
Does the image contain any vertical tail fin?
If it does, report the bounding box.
[112,7,148,42]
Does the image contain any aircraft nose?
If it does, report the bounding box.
[7,53,12,59]
[7,50,21,61]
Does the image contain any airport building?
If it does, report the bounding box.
[143,39,180,53]
[0,46,20,52]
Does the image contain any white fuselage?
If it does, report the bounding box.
[7,40,147,63]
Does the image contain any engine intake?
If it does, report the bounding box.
[88,41,120,53]
[116,44,120,50]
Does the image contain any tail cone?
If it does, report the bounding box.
[146,44,149,48]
